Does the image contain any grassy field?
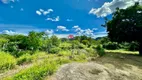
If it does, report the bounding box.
[0,49,95,80]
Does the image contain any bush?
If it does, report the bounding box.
[127,41,139,51]
[17,54,33,65]
[103,42,120,50]
[49,47,61,54]
[58,50,71,56]
[0,52,16,73]
[78,43,86,49]
[11,50,33,58]
[59,42,71,50]
[96,45,105,57]
[120,42,139,51]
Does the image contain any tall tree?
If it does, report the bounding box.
[105,2,142,55]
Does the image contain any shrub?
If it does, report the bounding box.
[59,42,71,50]
[103,42,120,50]
[17,54,32,65]
[49,47,61,54]
[58,50,71,56]
[4,42,18,53]
[78,43,86,49]
[0,52,16,73]
[96,45,105,57]
[120,42,139,51]
[127,41,139,51]
[11,50,33,58]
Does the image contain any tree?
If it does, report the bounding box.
[25,31,44,51]
[105,2,142,55]
[50,35,60,47]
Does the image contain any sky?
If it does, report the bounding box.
[0,0,141,38]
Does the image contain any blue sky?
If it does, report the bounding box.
[0,0,141,38]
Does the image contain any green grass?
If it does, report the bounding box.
[105,49,139,54]
[17,52,48,65]
[0,52,16,73]
[3,49,96,80]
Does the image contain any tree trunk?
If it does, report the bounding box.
[139,43,142,56]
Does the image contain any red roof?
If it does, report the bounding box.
[68,35,74,39]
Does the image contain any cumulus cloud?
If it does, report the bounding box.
[2,30,18,35]
[72,25,79,29]
[36,10,42,15]
[43,9,53,15]
[57,26,69,32]
[45,29,54,35]
[36,8,53,16]
[46,16,60,22]
[74,27,99,37]
[89,0,142,17]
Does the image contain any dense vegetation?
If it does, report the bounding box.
[104,2,142,55]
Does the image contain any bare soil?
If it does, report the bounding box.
[49,53,142,80]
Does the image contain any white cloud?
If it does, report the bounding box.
[2,30,18,35]
[46,16,60,22]
[54,34,71,38]
[1,0,16,4]
[45,29,54,35]
[57,26,69,32]
[43,9,53,15]
[36,9,53,16]
[36,10,42,15]
[72,25,79,29]
[39,9,44,12]
[89,0,142,17]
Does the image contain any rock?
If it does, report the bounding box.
[50,62,142,80]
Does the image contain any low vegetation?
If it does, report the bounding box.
[0,52,16,73]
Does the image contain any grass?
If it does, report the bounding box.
[3,49,95,80]
[0,52,16,73]
[105,49,139,54]
[17,52,47,65]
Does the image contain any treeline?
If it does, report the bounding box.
[0,31,139,57]
[0,31,100,57]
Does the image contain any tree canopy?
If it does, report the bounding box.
[105,2,142,55]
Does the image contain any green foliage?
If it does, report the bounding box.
[17,54,32,65]
[4,42,18,53]
[0,38,8,50]
[50,35,60,47]
[12,61,57,80]
[96,45,105,57]
[105,3,142,54]
[24,31,44,51]
[78,43,86,49]
[59,42,72,50]
[0,52,16,73]
[58,50,72,56]
[103,42,120,50]
[49,47,61,54]
[126,41,139,51]
[82,40,89,45]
